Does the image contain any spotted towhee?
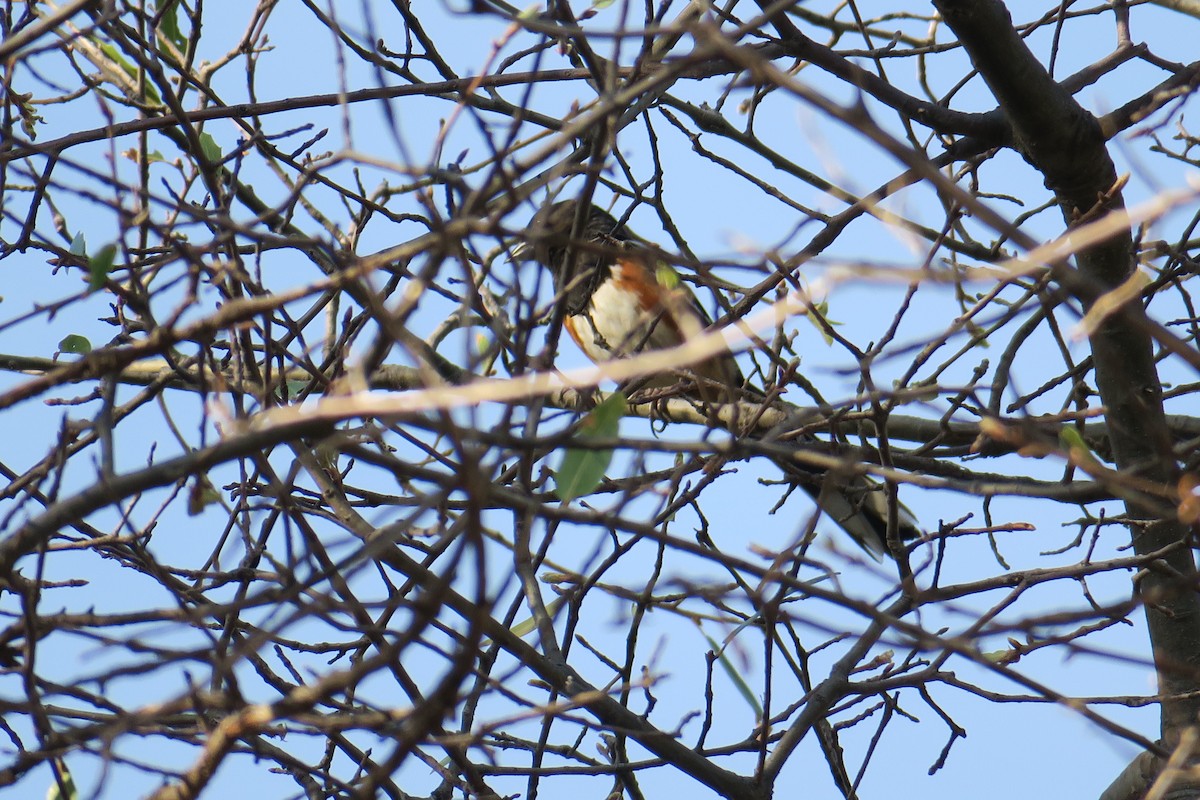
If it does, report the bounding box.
[516,198,744,403]
[516,198,921,557]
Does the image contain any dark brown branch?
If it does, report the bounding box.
[933,0,1200,792]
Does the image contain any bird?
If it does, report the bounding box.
[514,198,922,557]
[514,198,744,403]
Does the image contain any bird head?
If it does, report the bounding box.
[512,200,634,315]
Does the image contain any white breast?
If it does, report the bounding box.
[576,279,681,356]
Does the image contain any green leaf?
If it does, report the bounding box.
[1059,427,1100,469]
[284,379,310,397]
[507,594,566,639]
[198,132,222,163]
[155,0,187,51]
[187,476,221,516]
[98,42,134,74]
[45,757,76,800]
[87,244,117,292]
[702,631,763,717]
[585,391,627,432]
[58,335,92,355]
[123,148,167,165]
[806,299,841,346]
[555,446,611,502]
[981,648,1017,665]
[14,91,43,140]
[655,262,680,290]
[68,233,87,257]
[593,0,616,7]
[554,392,626,502]
[98,43,161,104]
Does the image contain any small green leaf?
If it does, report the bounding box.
[583,390,626,433]
[58,335,92,355]
[475,332,498,375]
[99,42,135,74]
[1059,427,1100,469]
[593,0,616,8]
[479,590,567,647]
[187,476,221,516]
[68,233,87,257]
[655,262,680,290]
[14,91,43,140]
[314,440,341,474]
[45,757,76,800]
[87,244,117,292]
[702,631,762,717]
[123,148,167,165]
[507,595,566,639]
[198,132,222,163]
[98,43,161,103]
[981,648,1017,664]
[806,299,841,346]
[554,392,626,502]
[155,0,187,51]
[283,379,310,398]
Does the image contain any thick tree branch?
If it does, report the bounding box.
[933,0,1200,793]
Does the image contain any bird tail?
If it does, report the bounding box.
[787,465,922,559]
